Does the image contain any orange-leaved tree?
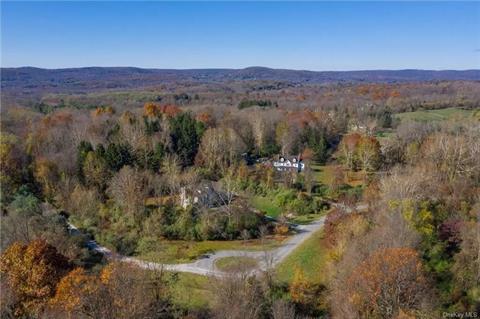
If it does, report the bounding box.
[0,239,71,317]
[347,247,430,318]
[290,267,318,308]
[50,267,104,317]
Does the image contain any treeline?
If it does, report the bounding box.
[5,80,478,117]
[238,99,277,109]
[323,119,480,317]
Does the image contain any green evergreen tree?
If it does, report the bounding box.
[169,112,205,166]
[77,141,93,180]
[104,143,134,171]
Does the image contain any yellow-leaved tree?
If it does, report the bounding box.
[0,239,71,317]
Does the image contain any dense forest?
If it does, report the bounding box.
[1,73,479,318]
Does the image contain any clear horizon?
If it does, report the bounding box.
[3,66,480,72]
[2,1,479,71]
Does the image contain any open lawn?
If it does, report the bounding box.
[215,256,258,272]
[168,272,213,310]
[312,163,364,188]
[251,195,282,218]
[275,230,328,285]
[395,107,474,122]
[251,195,327,224]
[137,237,285,264]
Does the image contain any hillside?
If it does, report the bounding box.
[2,66,480,94]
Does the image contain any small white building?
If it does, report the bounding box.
[273,156,305,172]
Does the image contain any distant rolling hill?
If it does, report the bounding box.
[2,66,480,94]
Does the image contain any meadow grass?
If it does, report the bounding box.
[167,272,213,310]
[215,256,259,272]
[275,230,328,285]
[251,195,282,218]
[395,107,473,122]
[312,163,363,188]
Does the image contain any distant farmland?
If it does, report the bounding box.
[395,107,475,122]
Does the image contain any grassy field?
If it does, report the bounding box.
[138,237,285,264]
[215,256,258,272]
[251,193,327,224]
[275,230,328,285]
[395,107,474,122]
[168,272,213,310]
[251,195,282,218]
[312,163,363,188]
[169,230,330,310]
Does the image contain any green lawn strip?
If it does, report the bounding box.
[275,230,327,285]
[395,107,473,122]
[251,195,282,218]
[167,272,214,310]
[137,237,284,264]
[215,256,259,272]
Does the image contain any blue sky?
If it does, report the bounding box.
[1,1,479,70]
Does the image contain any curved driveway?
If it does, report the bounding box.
[76,202,366,276]
[80,216,325,276]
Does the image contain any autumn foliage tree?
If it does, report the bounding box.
[289,266,325,315]
[196,111,215,127]
[290,267,313,305]
[92,106,115,117]
[0,133,26,205]
[0,240,71,317]
[338,133,381,174]
[107,166,150,220]
[356,135,381,174]
[196,127,246,174]
[337,133,361,170]
[33,157,60,202]
[451,219,480,311]
[144,102,160,118]
[50,268,100,316]
[212,273,267,319]
[144,102,181,118]
[51,262,174,319]
[346,248,431,318]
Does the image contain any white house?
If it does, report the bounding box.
[273,156,305,172]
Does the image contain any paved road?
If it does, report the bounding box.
[71,203,365,276]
